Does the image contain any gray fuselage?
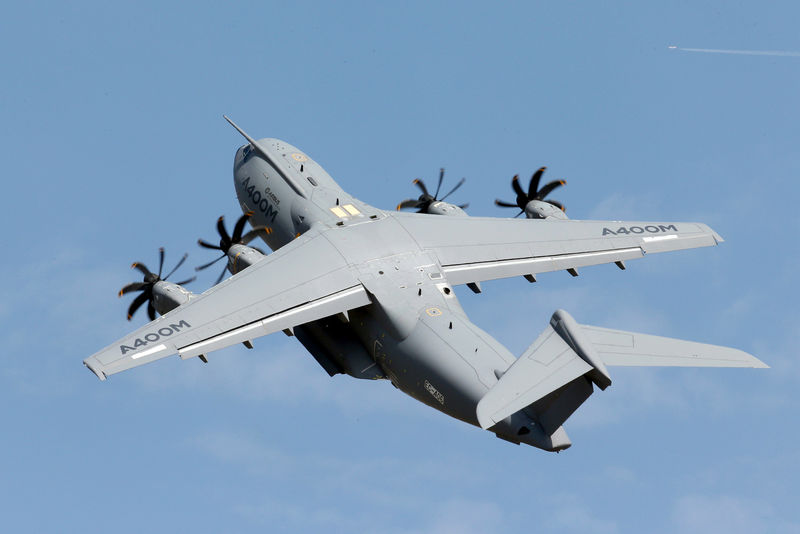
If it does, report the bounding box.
[231,139,561,450]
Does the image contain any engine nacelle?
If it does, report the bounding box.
[152,280,195,316]
[426,201,468,217]
[226,243,266,276]
[524,200,568,220]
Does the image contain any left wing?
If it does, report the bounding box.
[84,231,370,380]
[393,213,723,285]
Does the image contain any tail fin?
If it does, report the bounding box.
[477,310,766,437]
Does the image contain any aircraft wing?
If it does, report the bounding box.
[392,213,723,285]
[83,231,370,380]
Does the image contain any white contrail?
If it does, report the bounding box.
[667,45,800,57]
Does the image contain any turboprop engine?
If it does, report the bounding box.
[396,168,469,216]
[118,248,196,320]
[196,212,268,283]
[495,167,568,220]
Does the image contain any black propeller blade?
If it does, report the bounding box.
[397,168,468,213]
[196,212,266,284]
[495,167,566,215]
[119,248,195,321]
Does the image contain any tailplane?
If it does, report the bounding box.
[478,310,766,449]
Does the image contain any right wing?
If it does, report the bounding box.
[84,230,370,380]
[393,212,722,286]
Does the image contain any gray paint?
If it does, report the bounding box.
[83,121,767,452]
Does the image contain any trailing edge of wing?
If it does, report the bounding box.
[83,230,371,380]
[85,285,370,379]
[392,213,723,286]
[178,286,368,359]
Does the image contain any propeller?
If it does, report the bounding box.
[397,168,468,213]
[196,212,265,284]
[118,248,195,321]
[495,167,566,217]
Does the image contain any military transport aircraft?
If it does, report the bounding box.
[84,117,767,452]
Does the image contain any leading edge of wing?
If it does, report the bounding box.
[84,231,370,380]
[393,213,724,286]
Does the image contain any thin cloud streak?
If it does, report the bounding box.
[670,46,800,57]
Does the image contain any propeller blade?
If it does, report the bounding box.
[174,276,197,286]
[198,239,223,250]
[241,227,269,244]
[162,253,188,280]
[413,178,430,197]
[535,179,566,200]
[545,199,565,211]
[157,248,165,278]
[495,199,519,208]
[119,282,147,297]
[528,167,546,198]
[127,291,150,320]
[216,216,231,247]
[511,175,526,199]
[231,212,251,243]
[514,210,525,218]
[147,300,156,321]
[396,199,421,210]
[131,262,153,278]
[215,265,228,285]
[433,168,445,199]
[195,254,226,272]
[438,177,465,202]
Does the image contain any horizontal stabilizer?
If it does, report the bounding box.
[580,325,768,368]
[476,309,767,433]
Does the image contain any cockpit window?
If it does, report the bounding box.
[242,145,253,161]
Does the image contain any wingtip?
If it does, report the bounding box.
[83,359,107,381]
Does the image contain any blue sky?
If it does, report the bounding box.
[1,2,798,532]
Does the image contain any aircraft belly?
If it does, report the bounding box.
[350,304,514,426]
